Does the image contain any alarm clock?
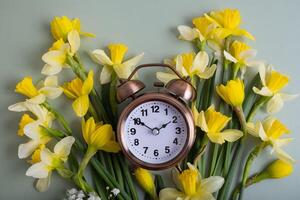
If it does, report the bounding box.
[116,63,196,170]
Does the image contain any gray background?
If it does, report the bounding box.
[0,0,299,199]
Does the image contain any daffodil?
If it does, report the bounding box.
[193,105,243,144]
[63,70,94,117]
[159,163,224,200]
[8,76,62,108]
[156,51,217,84]
[50,16,95,41]
[26,136,75,192]
[247,117,294,164]
[16,103,54,159]
[204,8,255,40]
[223,41,257,72]
[178,16,217,42]
[76,117,120,187]
[42,30,80,76]
[81,117,120,153]
[216,79,245,107]
[134,168,157,198]
[18,114,34,136]
[90,43,144,84]
[253,65,298,113]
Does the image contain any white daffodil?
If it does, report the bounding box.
[8,76,63,109]
[247,117,294,164]
[90,43,144,84]
[14,102,54,159]
[42,30,80,75]
[159,163,224,200]
[26,136,75,192]
[253,64,298,113]
[193,105,243,144]
[156,51,217,84]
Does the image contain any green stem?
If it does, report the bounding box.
[209,143,220,176]
[238,143,266,200]
[246,97,269,122]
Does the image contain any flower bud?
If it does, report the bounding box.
[134,167,157,198]
[265,160,293,179]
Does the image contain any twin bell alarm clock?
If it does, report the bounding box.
[116,63,196,170]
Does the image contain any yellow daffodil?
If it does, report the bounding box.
[8,76,63,109]
[50,16,95,41]
[26,136,75,192]
[134,168,157,198]
[264,160,293,179]
[81,117,120,153]
[156,51,217,84]
[253,65,298,113]
[63,70,94,117]
[28,145,44,164]
[42,30,80,76]
[247,117,294,164]
[216,79,245,107]
[159,163,224,200]
[16,103,54,159]
[224,41,257,68]
[18,114,34,136]
[204,8,255,40]
[177,16,217,42]
[90,43,144,84]
[193,105,243,144]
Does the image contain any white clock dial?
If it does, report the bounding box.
[123,100,188,164]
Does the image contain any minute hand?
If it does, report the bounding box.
[158,121,171,130]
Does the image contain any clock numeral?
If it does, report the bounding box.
[133,118,141,125]
[175,127,181,134]
[154,149,159,157]
[134,139,139,146]
[143,146,148,154]
[165,146,170,154]
[172,116,178,123]
[151,105,159,113]
[141,109,148,116]
[164,108,168,115]
[130,128,136,135]
[173,138,178,145]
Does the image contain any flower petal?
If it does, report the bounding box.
[114,53,144,79]
[72,95,89,117]
[201,176,224,193]
[266,94,283,113]
[177,25,197,41]
[197,64,217,79]
[82,70,94,95]
[42,50,66,67]
[44,76,58,87]
[100,141,121,153]
[41,148,55,166]
[198,111,209,132]
[82,117,96,145]
[159,188,185,200]
[253,86,273,96]
[68,30,80,54]
[192,51,209,73]
[221,129,243,142]
[28,94,46,104]
[99,65,113,84]
[8,102,28,112]
[18,140,39,159]
[156,72,178,84]
[91,124,113,148]
[26,162,49,179]
[35,175,51,192]
[274,147,295,164]
[90,49,113,65]
[41,64,62,76]
[54,136,75,160]
[39,87,63,99]
[223,50,237,63]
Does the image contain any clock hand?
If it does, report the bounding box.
[140,121,153,131]
[158,121,171,130]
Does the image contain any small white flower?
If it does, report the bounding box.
[111,188,120,196]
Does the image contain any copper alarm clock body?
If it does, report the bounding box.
[117,92,195,170]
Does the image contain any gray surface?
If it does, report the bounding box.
[0,0,299,199]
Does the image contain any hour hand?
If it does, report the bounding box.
[140,121,153,131]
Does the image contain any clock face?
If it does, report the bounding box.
[123,100,188,164]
